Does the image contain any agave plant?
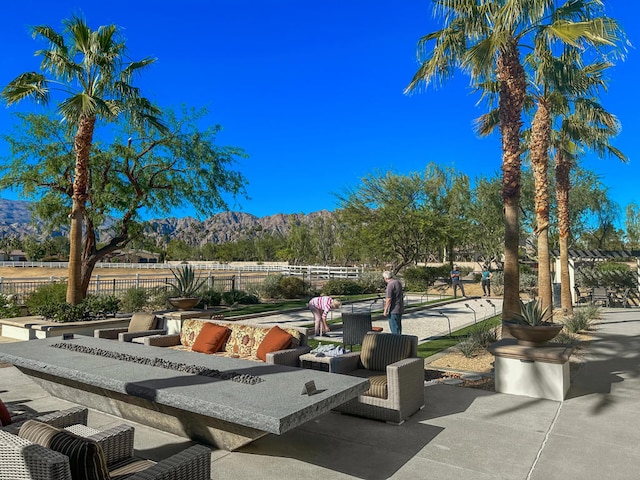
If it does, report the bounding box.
[508,299,553,326]
[169,265,206,298]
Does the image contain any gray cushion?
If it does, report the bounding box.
[127,313,157,333]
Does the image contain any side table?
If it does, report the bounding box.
[299,353,353,374]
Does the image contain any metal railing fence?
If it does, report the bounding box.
[0,264,363,303]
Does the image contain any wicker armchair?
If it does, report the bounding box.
[332,333,425,425]
[341,312,373,349]
[1,407,211,480]
[94,312,167,342]
[1,406,88,436]
[1,406,135,467]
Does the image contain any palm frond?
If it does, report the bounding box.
[1,73,49,105]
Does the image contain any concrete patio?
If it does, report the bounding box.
[1,305,639,479]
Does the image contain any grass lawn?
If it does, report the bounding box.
[307,315,503,359]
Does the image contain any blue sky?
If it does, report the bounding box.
[0,0,638,221]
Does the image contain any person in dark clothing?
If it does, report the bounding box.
[383,270,404,334]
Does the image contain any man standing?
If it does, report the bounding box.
[450,264,466,298]
[383,271,404,334]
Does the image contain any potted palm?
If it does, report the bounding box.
[167,265,206,310]
[503,299,563,346]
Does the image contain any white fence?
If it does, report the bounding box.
[0,263,363,301]
[0,261,362,278]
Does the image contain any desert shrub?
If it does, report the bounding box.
[322,279,363,296]
[260,274,285,299]
[147,286,170,311]
[491,271,505,295]
[562,308,596,334]
[0,294,22,318]
[455,337,481,358]
[120,287,149,313]
[468,322,499,347]
[26,283,68,314]
[199,289,222,307]
[278,276,308,298]
[222,289,259,305]
[83,295,120,317]
[356,271,386,294]
[403,266,450,291]
[34,302,91,323]
[519,272,538,296]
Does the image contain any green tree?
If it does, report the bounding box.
[22,236,46,261]
[166,239,195,261]
[337,170,437,274]
[2,16,166,304]
[468,174,505,266]
[422,164,471,265]
[405,0,624,319]
[0,235,20,258]
[625,203,640,249]
[311,215,336,265]
[1,108,246,296]
[285,221,314,265]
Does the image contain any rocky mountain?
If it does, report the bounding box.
[145,210,332,246]
[0,198,332,245]
[0,198,42,239]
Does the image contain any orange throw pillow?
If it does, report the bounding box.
[192,323,231,354]
[257,326,293,361]
[0,398,11,426]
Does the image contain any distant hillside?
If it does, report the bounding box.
[145,210,333,246]
[0,198,332,245]
[0,198,43,239]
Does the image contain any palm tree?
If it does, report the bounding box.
[526,48,616,315]
[554,101,626,315]
[405,0,624,319]
[2,16,165,304]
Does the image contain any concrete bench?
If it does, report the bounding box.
[0,316,130,340]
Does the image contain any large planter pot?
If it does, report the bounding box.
[503,322,563,347]
[168,297,201,311]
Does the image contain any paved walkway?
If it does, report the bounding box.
[239,295,504,344]
[2,306,639,479]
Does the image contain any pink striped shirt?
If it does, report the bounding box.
[309,296,334,320]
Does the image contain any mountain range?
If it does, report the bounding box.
[0,198,331,246]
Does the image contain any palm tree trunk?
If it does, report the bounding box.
[497,40,526,321]
[556,152,573,314]
[530,100,553,314]
[67,115,96,305]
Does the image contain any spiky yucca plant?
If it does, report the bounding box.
[509,299,553,326]
[169,265,206,298]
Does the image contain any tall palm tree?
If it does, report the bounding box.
[405,0,624,319]
[554,101,626,314]
[2,16,165,304]
[526,48,615,315]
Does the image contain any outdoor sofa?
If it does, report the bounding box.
[94,312,166,342]
[142,317,311,366]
